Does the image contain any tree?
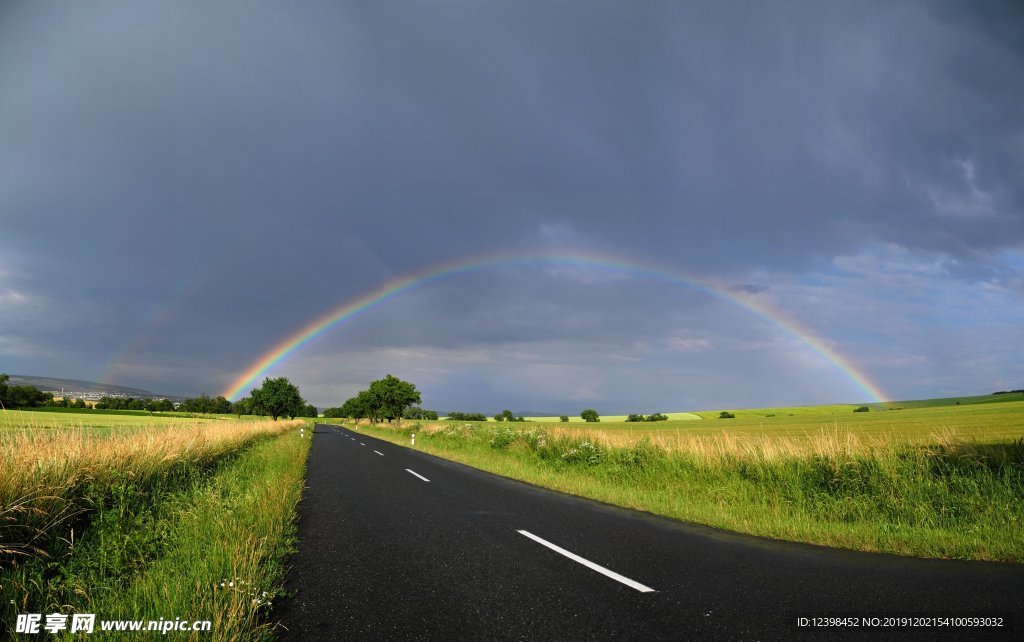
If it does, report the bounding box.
[494,409,514,422]
[719,411,735,419]
[367,374,421,426]
[213,395,232,414]
[337,396,362,419]
[406,406,439,420]
[580,408,600,422]
[302,404,319,418]
[559,416,569,422]
[0,375,52,409]
[447,411,487,421]
[231,397,253,417]
[251,377,306,421]
[322,406,345,418]
[179,394,233,414]
[626,414,644,422]
[348,390,378,420]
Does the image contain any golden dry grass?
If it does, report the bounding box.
[0,419,301,560]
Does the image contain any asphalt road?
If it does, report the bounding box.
[275,424,1024,640]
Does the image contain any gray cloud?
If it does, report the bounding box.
[1,1,1022,407]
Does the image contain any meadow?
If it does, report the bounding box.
[529,399,1024,447]
[0,410,311,640]
[525,411,703,423]
[347,397,1024,563]
[485,391,1024,424]
[0,408,221,437]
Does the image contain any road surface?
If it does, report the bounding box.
[275,424,1023,640]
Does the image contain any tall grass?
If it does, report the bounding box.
[1,420,308,639]
[0,420,299,561]
[72,430,310,640]
[357,420,1024,562]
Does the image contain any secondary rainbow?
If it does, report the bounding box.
[222,249,889,402]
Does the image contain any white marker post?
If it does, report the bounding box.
[300,427,305,439]
[411,433,416,446]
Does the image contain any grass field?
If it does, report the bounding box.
[525,411,703,422]
[0,408,223,433]
[531,400,1024,447]
[474,392,1024,424]
[0,415,311,640]
[346,397,1024,563]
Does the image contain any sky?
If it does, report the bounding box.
[1,1,1022,413]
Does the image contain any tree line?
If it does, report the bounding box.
[0,374,55,408]
[0,373,316,419]
[96,396,176,411]
[230,377,317,420]
[322,374,424,424]
[176,378,316,419]
[171,378,315,419]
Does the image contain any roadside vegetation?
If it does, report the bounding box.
[344,399,1024,563]
[1,393,312,639]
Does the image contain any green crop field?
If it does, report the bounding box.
[549,400,1024,444]
[526,411,703,423]
[429,400,1024,448]
[0,408,223,436]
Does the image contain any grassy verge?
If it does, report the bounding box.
[1,420,310,639]
[1,419,298,558]
[351,420,1024,563]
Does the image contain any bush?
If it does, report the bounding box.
[626,414,644,422]
[561,440,605,465]
[490,427,518,450]
[559,416,569,422]
[719,411,735,419]
[612,438,662,470]
[525,429,548,450]
[580,409,600,422]
[853,406,870,413]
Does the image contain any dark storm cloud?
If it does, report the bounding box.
[1,1,1022,404]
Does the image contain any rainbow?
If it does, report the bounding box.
[222,249,889,402]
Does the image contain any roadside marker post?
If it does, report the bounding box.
[411,433,416,446]
[300,427,305,439]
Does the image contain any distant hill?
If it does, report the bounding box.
[6,374,163,398]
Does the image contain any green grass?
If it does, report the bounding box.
[14,406,192,417]
[0,408,223,433]
[350,399,1024,562]
[689,391,1024,418]
[413,401,1024,448]
[526,412,703,422]
[521,392,1024,423]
